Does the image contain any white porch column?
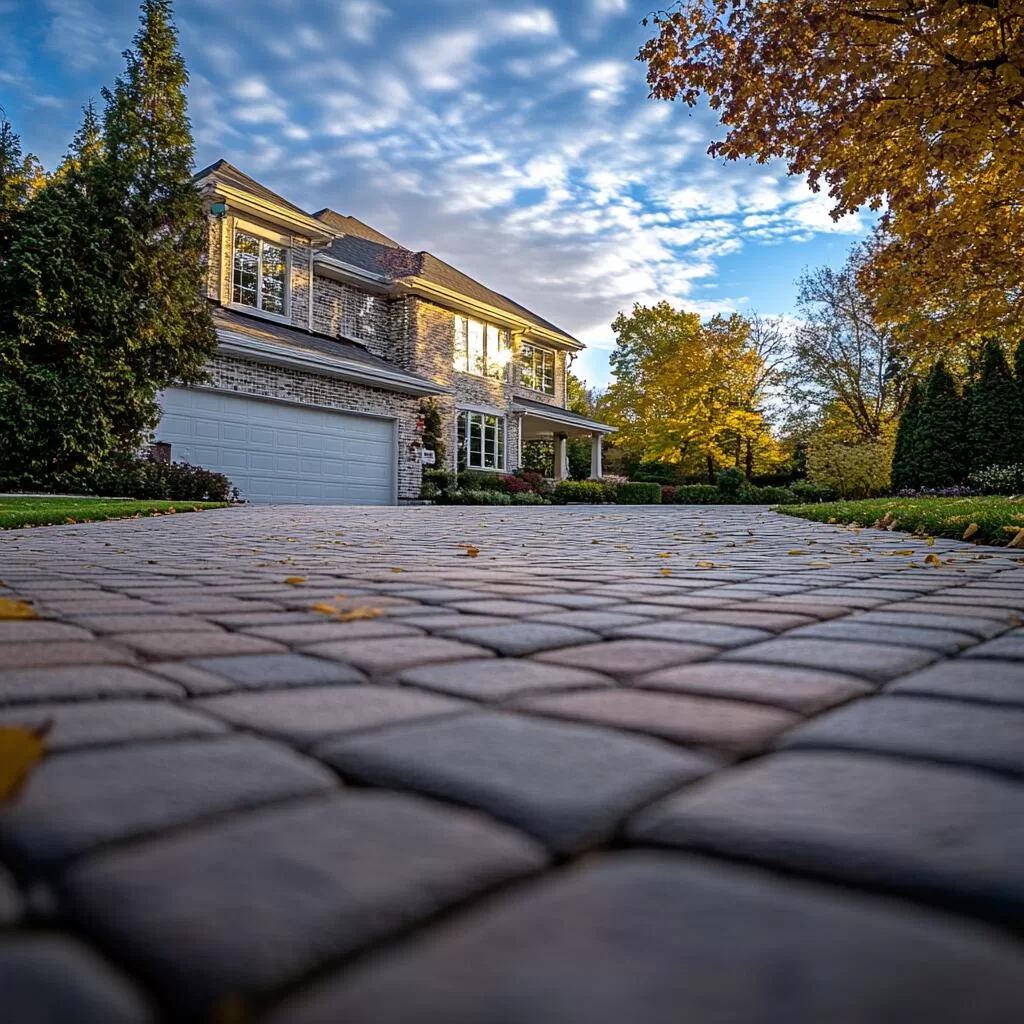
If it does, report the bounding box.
[553,433,568,481]
[589,432,603,479]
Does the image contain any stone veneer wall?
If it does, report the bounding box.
[202,354,424,501]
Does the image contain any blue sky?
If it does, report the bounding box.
[2,0,869,387]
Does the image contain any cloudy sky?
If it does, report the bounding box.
[2,0,869,386]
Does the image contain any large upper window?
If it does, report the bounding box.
[232,229,288,316]
[453,316,511,378]
[457,410,505,470]
[520,343,556,395]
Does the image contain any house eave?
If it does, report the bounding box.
[201,182,336,244]
[396,276,584,351]
[512,401,617,435]
[313,253,394,293]
[215,330,449,398]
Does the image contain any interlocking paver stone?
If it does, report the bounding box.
[304,635,494,674]
[439,622,601,656]
[785,620,977,653]
[962,630,1024,661]
[630,750,1024,927]
[194,685,471,745]
[3,505,1024,1019]
[0,735,336,869]
[108,630,286,660]
[720,637,937,682]
[0,665,183,706]
[0,700,226,751]
[239,619,422,643]
[268,853,1024,1024]
[2,641,136,671]
[63,613,223,635]
[516,689,797,754]
[0,935,154,1024]
[534,639,718,676]
[609,620,775,647]
[887,659,1024,707]
[397,658,613,701]
[319,713,715,853]
[178,652,366,694]
[63,792,546,1015]
[0,620,95,643]
[777,695,1024,776]
[634,662,871,714]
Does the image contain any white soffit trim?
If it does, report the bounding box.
[216,330,448,397]
[513,403,617,433]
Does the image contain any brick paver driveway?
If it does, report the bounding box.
[1,504,1023,1022]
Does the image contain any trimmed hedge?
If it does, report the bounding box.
[442,489,512,505]
[457,470,508,492]
[614,482,662,504]
[552,480,612,504]
[662,484,720,504]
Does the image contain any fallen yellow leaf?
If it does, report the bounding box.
[1008,528,1024,549]
[891,550,913,556]
[336,607,386,621]
[926,536,935,546]
[310,602,339,615]
[0,724,47,802]
[695,561,715,568]
[591,539,601,545]
[0,598,37,620]
[465,546,480,558]
[924,553,942,567]
[390,568,405,573]
[657,552,672,558]
[787,550,808,556]
[962,524,979,540]
[660,568,671,577]
[283,577,307,585]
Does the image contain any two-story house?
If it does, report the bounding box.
[155,160,613,504]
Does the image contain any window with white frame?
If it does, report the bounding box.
[232,228,288,316]
[453,315,511,379]
[520,343,556,395]
[457,410,505,470]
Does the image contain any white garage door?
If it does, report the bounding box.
[157,387,395,505]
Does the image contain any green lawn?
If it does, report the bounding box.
[0,497,229,530]
[778,496,1024,546]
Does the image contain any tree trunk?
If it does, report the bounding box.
[745,439,754,479]
[706,453,716,484]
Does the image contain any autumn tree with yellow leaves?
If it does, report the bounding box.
[600,302,783,482]
[640,1,1024,353]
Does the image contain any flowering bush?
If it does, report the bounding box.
[501,474,532,494]
[894,485,980,498]
[968,464,1024,495]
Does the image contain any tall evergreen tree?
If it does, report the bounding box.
[968,338,1024,472]
[916,359,967,488]
[890,378,924,490]
[0,1,215,482]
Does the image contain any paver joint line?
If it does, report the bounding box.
[0,505,1022,1021]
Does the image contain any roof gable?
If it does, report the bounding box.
[194,160,313,221]
[313,209,403,248]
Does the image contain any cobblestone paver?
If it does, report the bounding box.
[1,504,1022,1022]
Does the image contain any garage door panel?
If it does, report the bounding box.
[156,387,395,505]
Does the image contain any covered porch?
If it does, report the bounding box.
[513,398,616,480]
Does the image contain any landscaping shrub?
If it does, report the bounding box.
[788,480,835,503]
[513,470,552,495]
[59,451,236,502]
[715,467,746,499]
[631,461,683,485]
[969,464,1024,495]
[664,484,720,504]
[422,469,457,495]
[457,470,508,492]
[501,474,532,494]
[442,489,512,505]
[738,485,796,504]
[551,480,609,504]
[511,492,550,505]
[613,481,661,504]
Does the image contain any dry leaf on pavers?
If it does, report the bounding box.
[963,523,979,540]
[924,554,942,567]
[1008,528,1024,549]
[464,546,481,558]
[657,552,672,558]
[695,561,715,569]
[660,568,671,577]
[787,550,808,556]
[336,608,386,622]
[0,598,38,620]
[926,537,935,546]
[591,540,601,545]
[283,577,307,585]
[0,723,49,803]
[873,512,895,529]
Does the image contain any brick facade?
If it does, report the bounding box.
[203,355,424,501]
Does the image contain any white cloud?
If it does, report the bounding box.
[339,1,392,45]
[572,60,632,103]
[42,0,121,72]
